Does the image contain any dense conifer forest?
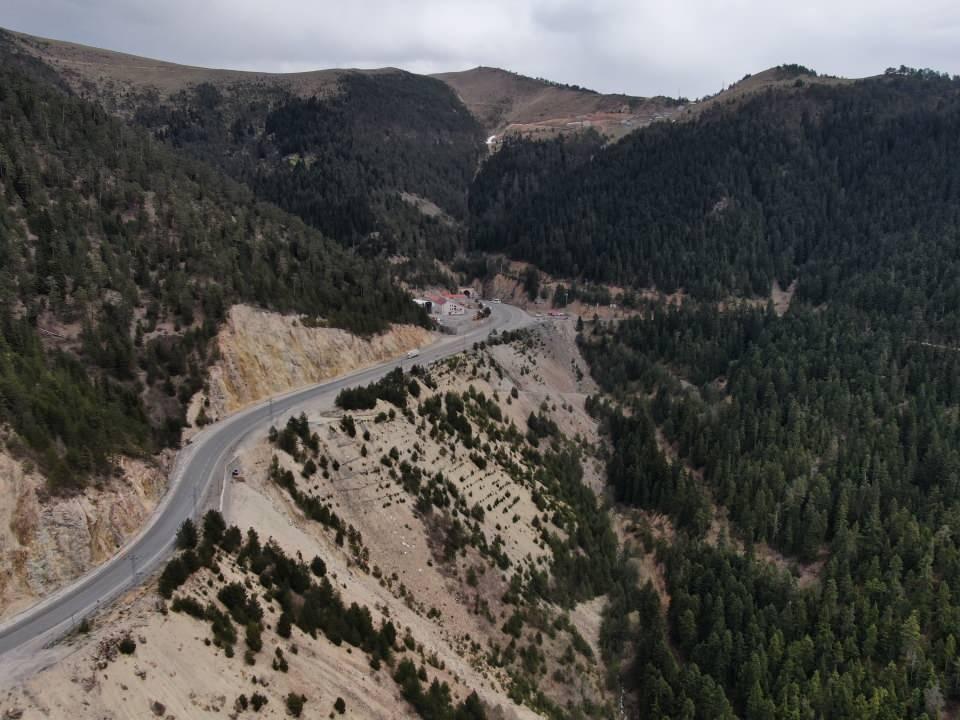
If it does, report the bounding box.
[384,59,960,719]
[560,71,960,718]
[130,70,485,263]
[470,73,960,305]
[0,38,426,491]
[582,298,960,718]
[11,22,960,716]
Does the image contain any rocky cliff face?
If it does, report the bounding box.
[1,305,431,623]
[0,446,168,621]
[188,304,434,426]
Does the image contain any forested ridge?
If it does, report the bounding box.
[130,70,485,266]
[566,72,960,717]
[0,38,426,491]
[583,299,960,718]
[13,24,960,716]
[470,72,960,304]
[447,62,960,719]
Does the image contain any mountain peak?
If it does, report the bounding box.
[433,65,683,138]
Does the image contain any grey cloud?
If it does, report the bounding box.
[3,0,959,97]
[530,0,608,34]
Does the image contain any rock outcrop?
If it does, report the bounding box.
[0,448,167,620]
[189,305,433,424]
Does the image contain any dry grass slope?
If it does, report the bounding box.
[434,66,683,140]
[6,28,400,101]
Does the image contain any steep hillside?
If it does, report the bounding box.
[6,28,486,262]
[12,25,960,720]
[0,444,168,620]
[188,305,434,427]
[3,328,621,720]
[575,270,960,718]
[691,63,854,114]
[131,71,484,254]
[518,67,960,720]
[461,67,960,718]
[435,66,684,140]
[469,69,960,308]
[0,33,426,497]
[6,28,351,102]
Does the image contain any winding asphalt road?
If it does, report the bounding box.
[0,302,532,666]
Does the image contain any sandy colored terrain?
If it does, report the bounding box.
[8,29,398,102]
[2,323,615,719]
[1,570,424,719]
[771,279,797,316]
[433,66,683,141]
[476,262,656,322]
[187,305,433,431]
[224,438,539,718]
[221,333,611,713]
[484,319,605,495]
[0,301,431,632]
[220,343,605,710]
[0,442,168,621]
[611,508,672,610]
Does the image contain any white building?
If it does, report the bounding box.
[424,294,467,316]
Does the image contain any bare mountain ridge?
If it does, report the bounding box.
[10,28,658,135]
[432,65,664,133]
[692,64,854,111]
[8,28,859,141]
[6,28,403,101]
[432,65,857,138]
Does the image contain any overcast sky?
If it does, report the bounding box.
[5,0,960,97]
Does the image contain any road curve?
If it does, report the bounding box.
[0,302,533,662]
